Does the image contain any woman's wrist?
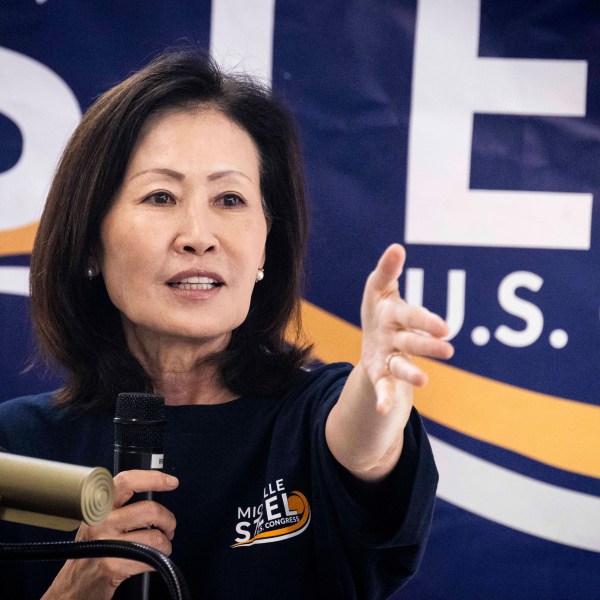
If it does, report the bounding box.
[41,558,115,600]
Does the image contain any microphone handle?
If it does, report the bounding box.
[114,448,164,473]
[114,448,163,600]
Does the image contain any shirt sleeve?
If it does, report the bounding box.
[309,366,439,600]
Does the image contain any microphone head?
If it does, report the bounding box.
[114,393,165,452]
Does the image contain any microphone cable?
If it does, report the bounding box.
[0,539,191,600]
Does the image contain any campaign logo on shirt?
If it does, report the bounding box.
[232,478,311,548]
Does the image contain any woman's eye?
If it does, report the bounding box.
[144,191,175,205]
[218,193,245,208]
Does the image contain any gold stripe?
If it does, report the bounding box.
[0,222,38,256]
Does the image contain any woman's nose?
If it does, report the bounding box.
[173,205,220,256]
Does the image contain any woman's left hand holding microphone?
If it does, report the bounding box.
[41,470,179,600]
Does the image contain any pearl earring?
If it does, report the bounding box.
[255,268,265,282]
[85,267,96,280]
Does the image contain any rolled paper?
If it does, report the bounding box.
[0,452,114,531]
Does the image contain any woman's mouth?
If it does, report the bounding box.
[167,276,224,290]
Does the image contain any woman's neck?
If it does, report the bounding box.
[153,370,238,406]
[124,324,237,406]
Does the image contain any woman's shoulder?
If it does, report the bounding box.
[271,362,353,421]
[287,362,353,398]
[0,391,56,417]
[0,391,68,451]
[0,390,58,418]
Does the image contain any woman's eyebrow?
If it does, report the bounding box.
[127,168,253,183]
[208,169,253,183]
[128,167,185,182]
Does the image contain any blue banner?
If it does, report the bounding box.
[1,1,599,598]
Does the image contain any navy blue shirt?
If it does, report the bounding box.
[0,363,438,599]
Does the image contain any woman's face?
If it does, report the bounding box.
[99,107,268,351]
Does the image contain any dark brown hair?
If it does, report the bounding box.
[30,49,312,411]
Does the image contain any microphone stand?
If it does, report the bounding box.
[0,539,191,600]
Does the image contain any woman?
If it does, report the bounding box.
[0,49,453,599]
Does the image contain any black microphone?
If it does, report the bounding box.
[113,393,166,600]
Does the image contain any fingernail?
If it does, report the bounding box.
[165,475,179,488]
[407,365,424,383]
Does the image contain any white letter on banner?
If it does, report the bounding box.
[405,268,465,341]
[0,47,80,297]
[0,46,81,230]
[210,0,276,84]
[405,0,591,249]
[495,271,544,347]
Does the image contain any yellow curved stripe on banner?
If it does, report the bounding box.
[297,300,600,479]
[231,491,310,547]
[0,222,38,256]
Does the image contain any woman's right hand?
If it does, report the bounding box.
[41,470,179,600]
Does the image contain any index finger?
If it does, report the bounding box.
[365,244,406,298]
[113,470,179,507]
